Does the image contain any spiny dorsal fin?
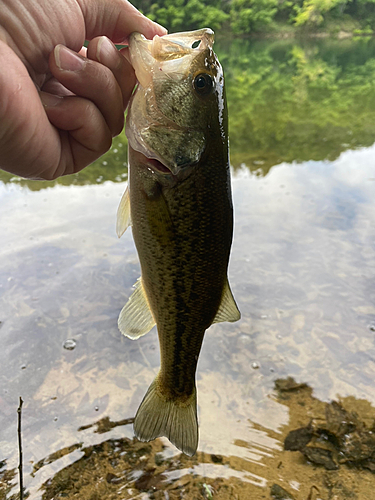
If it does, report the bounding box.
[118,278,156,339]
[134,376,198,456]
[212,278,241,324]
[116,185,131,238]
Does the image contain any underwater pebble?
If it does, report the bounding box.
[63,339,77,351]
[251,362,260,369]
[271,484,295,500]
[21,364,26,370]
[369,324,375,332]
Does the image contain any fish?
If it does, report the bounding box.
[116,28,240,456]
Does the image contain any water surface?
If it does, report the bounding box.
[1,38,375,500]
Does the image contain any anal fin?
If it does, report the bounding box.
[212,278,241,324]
[118,278,156,339]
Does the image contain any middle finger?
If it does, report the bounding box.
[49,44,125,137]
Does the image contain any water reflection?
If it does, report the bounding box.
[3,38,375,188]
[1,37,375,500]
[220,37,375,172]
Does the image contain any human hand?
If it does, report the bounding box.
[0,0,166,180]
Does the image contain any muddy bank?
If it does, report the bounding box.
[3,378,374,500]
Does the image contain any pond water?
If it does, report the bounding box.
[1,38,375,500]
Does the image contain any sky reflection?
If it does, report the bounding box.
[0,144,374,498]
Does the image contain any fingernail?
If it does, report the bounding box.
[154,22,168,35]
[40,91,63,107]
[97,36,116,65]
[55,44,85,71]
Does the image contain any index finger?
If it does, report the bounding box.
[78,0,167,43]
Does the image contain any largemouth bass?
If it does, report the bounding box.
[116,28,240,456]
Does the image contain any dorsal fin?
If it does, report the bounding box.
[116,186,132,238]
[118,278,156,339]
[212,278,241,324]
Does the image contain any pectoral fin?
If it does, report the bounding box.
[116,186,132,238]
[118,278,156,339]
[212,279,241,324]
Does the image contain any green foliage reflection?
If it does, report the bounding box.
[2,38,375,189]
[217,37,375,173]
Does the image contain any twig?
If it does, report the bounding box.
[17,397,24,500]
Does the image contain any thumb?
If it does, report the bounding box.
[78,0,167,43]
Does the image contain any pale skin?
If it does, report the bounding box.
[0,0,166,180]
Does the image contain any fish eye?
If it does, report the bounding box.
[193,73,213,96]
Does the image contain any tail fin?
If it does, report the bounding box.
[134,377,198,456]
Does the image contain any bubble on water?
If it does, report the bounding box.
[94,406,99,412]
[54,417,58,422]
[63,339,77,351]
[369,324,375,332]
[21,364,27,370]
[251,362,260,369]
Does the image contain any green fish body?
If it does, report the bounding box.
[117,29,240,456]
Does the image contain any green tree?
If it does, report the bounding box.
[144,0,228,32]
[230,0,278,33]
[293,0,347,27]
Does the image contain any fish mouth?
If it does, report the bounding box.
[146,157,196,179]
[131,149,196,180]
[146,158,172,175]
[128,29,215,88]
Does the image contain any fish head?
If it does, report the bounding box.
[126,28,226,177]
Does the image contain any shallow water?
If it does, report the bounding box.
[1,38,375,499]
